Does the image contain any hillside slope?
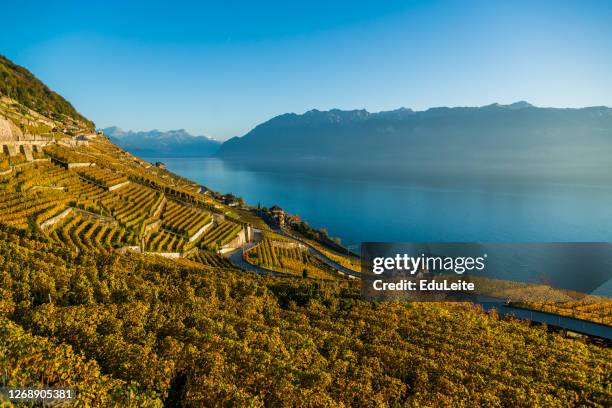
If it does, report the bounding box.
[0,54,93,130]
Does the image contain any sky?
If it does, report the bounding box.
[2,0,611,140]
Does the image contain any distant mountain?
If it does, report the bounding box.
[216,102,612,183]
[103,127,221,157]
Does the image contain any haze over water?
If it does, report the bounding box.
[142,156,612,247]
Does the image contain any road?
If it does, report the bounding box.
[224,227,360,278]
[277,228,361,278]
[225,229,611,340]
[482,302,612,340]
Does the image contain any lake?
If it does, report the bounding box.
[142,156,612,248]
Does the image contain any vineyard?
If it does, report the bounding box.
[161,200,212,238]
[17,161,73,190]
[187,249,236,268]
[246,238,336,279]
[199,220,242,250]
[0,156,9,171]
[45,144,91,164]
[0,189,69,229]
[46,212,136,252]
[0,224,610,406]
[304,237,361,272]
[1,138,611,406]
[77,166,128,188]
[1,52,611,406]
[100,184,160,229]
[0,143,244,258]
[61,176,108,212]
[0,315,158,406]
[145,228,185,253]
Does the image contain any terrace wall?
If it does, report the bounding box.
[188,219,214,243]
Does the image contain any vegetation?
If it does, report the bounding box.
[0,54,94,129]
[200,220,242,250]
[0,225,610,406]
[77,167,128,188]
[45,144,92,164]
[187,249,236,268]
[161,200,212,238]
[304,237,361,272]
[246,238,344,279]
[146,229,184,253]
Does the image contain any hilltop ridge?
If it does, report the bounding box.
[0,54,93,130]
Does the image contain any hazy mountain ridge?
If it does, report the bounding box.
[103,126,221,157]
[216,102,612,182]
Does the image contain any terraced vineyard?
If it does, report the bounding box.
[1,54,611,407]
[246,238,336,279]
[61,176,108,212]
[46,212,135,252]
[146,228,185,253]
[18,161,72,190]
[187,249,235,268]
[100,184,160,229]
[0,189,69,229]
[77,166,128,188]
[0,143,244,257]
[45,144,91,164]
[304,237,361,272]
[161,200,212,238]
[200,220,242,250]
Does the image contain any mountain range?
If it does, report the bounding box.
[103,126,221,157]
[216,102,612,182]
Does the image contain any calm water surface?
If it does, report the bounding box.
[143,156,612,247]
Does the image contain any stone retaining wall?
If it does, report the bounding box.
[108,180,130,191]
[40,208,73,230]
[188,219,214,243]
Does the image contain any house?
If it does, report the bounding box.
[285,214,301,226]
[270,205,285,226]
[222,194,240,207]
[199,185,212,195]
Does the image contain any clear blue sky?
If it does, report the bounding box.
[2,0,611,140]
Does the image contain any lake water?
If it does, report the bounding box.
[142,156,612,247]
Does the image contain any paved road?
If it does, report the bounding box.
[481,303,612,340]
[224,228,360,278]
[277,228,360,278]
[227,247,290,276]
[224,232,291,276]
[226,231,611,340]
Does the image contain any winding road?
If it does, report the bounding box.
[225,227,360,278]
[276,228,360,278]
[224,228,611,340]
[226,240,289,276]
[480,302,612,340]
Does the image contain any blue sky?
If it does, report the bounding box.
[2,0,611,140]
